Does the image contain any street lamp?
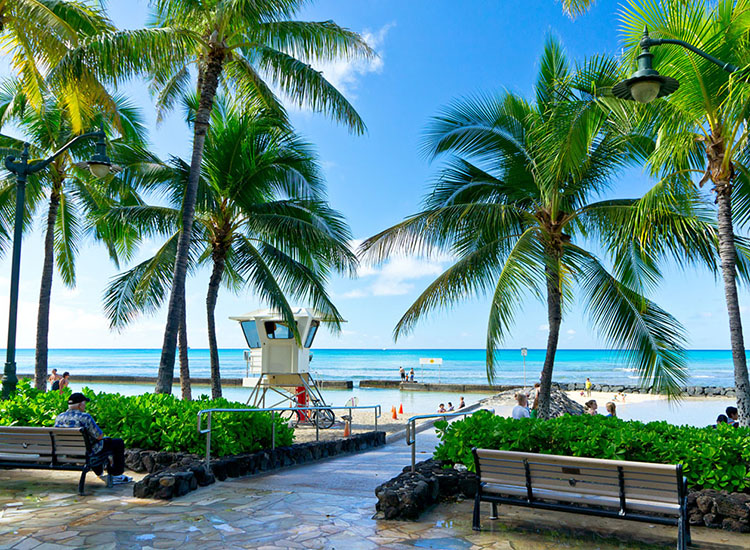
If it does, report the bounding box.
[0,127,115,399]
[613,28,741,103]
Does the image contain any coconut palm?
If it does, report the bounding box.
[360,38,722,418]
[0,1,119,131]
[619,0,750,425]
[102,102,355,398]
[0,82,147,390]
[560,0,595,18]
[51,0,372,394]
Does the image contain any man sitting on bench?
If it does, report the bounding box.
[54,393,132,485]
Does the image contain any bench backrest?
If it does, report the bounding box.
[0,426,90,465]
[474,449,685,516]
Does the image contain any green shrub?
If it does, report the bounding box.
[434,411,750,493]
[0,379,293,456]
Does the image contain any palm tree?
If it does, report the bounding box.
[0,1,119,132]
[360,38,717,418]
[0,82,147,390]
[102,102,355,398]
[619,0,750,425]
[51,0,372,394]
[560,0,596,18]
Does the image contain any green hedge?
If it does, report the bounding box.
[0,379,293,456]
[434,411,750,493]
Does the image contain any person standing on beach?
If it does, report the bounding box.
[47,369,61,390]
[585,377,592,397]
[399,367,406,381]
[530,382,541,418]
[57,372,70,395]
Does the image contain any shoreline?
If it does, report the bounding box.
[18,372,736,398]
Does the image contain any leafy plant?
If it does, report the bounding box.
[0,379,293,456]
[435,410,750,493]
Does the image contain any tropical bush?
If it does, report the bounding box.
[0,379,293,456]
[434,410,750,493]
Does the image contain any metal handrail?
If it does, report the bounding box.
[197,404,382,470]
[405,407,494,472]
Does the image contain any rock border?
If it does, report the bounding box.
[565,382,736,397]
[375,459,750,533]
[130,431,386,499]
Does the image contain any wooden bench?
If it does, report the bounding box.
[472,448,690,550]
[0,426,113,495]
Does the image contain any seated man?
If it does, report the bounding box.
[54,393,132,485]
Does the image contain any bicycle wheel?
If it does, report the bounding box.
[279,408,300,428]
[313,408,335,429]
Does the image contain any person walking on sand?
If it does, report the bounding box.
[399,366,406,382]
[57,372,70,395]
[585,377,592,397]
[47,369,61,390]
[605,402,616,417]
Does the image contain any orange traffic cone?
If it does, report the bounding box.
[392,406,398,420]
[398,403,403,415]
[343,421,351,437]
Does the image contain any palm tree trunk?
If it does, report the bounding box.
[154,49,225,394]
[178,292,191,401]
[537,264,562,420]
[716,189,750,426]
[206,248,227,399]
[34,189,60,391]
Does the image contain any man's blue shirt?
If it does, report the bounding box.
[54,410,104,454]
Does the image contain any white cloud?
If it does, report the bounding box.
[538,324,549,331]
[340,240,451,299]
[313,23,394,98]
[567,329,576,335]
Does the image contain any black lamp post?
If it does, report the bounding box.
[613,28,741,103]
[0,128,114,399]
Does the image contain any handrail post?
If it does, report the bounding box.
[410,420,416,472]
[271,411,276,450]
[374,408,378,432]
[315,408,319,441]
[205,411,212,472]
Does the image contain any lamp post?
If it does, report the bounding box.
[613,28,741,103]
[0,128,114,399]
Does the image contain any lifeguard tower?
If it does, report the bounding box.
[229,308,333,426]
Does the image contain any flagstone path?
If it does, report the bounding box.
[1,431,748,549]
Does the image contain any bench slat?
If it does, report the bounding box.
[482,483,681,516]
[476,449,678,475]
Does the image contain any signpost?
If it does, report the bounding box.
[420,357,443,384]
[520,348,528,388]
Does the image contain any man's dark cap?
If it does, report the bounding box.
[68,393,90,405]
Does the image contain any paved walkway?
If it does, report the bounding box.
[1,432,748,549]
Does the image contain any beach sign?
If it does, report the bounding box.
[420,357,443,383]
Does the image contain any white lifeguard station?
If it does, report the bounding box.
[229,308,331,416]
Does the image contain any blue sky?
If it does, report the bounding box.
[0,0,743,350]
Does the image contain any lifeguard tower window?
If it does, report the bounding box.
[305,321,320,347]
[264,321,295,339]
[241,321,261,348]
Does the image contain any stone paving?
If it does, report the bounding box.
[1,432,749,549]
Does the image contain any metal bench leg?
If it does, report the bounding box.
[78,466,89,496]
[472,492,481,531]
[677,514,686,550]
[489,502,498,520]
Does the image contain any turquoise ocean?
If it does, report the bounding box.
[9,348,738,387]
